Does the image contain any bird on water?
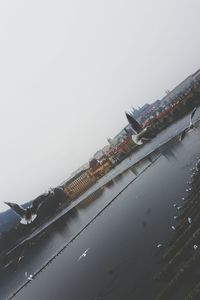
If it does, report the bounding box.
[179,107,197,141]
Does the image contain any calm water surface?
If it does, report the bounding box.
[1,112,200,300]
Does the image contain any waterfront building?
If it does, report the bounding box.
[64,169,96,200]
[192,68,200,83]
[89,156,112,179]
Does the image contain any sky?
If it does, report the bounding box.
[0,0,200,211]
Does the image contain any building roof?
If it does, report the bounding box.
[64,168,90,186]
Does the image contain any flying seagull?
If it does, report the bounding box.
[4,200,44,225]
[125,112,152,145]
[179,107,197,141]
[131,127,151,145]
[77,248,90,261]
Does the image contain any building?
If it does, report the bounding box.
[89,156,112,179]
[160,75,194,106]
[115,136,133,154]
[192,69,200,83]
[64,169,96,200]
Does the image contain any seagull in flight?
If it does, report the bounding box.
[4,200,44,225]
[131,127,151,145]
[179,107,197,141]
[125,112,152,145]
[187,181,192,185]
[77,248,90,261]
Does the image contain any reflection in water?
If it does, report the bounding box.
[129,165,138,175]
[161,147,178,162]
[146,149,161,163]
[2,118,200,300]
[146,208,151,215]
[142,220,147,229]
[78,188,105,209]
[154,160,200,299]
[95,256,136,300]
[113,173,123,182]
[105,179,114,188]
[53,214,70,236]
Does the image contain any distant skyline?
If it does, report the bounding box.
[0,0,200,211]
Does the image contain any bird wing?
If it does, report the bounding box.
[77,254,83,261]
[124,128,129,135]
[137,127,149,138]
[4,202,26,218]
[78,248,90,261]
[125,112,143,133]
[132,135,143,145]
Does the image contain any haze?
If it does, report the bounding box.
[0,0,200,211]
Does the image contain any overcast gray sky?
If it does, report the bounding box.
[0,0,200,211]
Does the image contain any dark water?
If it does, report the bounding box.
[1,113,200,300]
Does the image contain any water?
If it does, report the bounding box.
[1,112,200,300]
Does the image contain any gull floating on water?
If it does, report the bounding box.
[77,248,90,261]
[4,200,45,225]
[28,275,33,281]
[193,245,198,250]
[18,255,24,263]
[25,272,33,281]
[171,226,176,231]
[177,206,183,211]
[157,244,163,248]
[174,215,178,220]
[173,203,178,208]
[188,217,192,224]
[179,107,197,141]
